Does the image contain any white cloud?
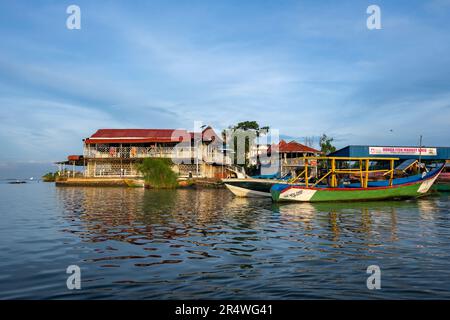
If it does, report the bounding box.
[0,97,129,161]
[0,0,450,162]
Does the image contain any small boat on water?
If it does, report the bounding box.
[8,180,27,184]
[434,163,450,192]
[271,157,445,202]
[223,177,285,197]
[222,172,295,198]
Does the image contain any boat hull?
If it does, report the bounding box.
[223,179,279,198]
[433,182,450,192]
[434,171,450,191]
[437,172,450,182]
[271,166,443,202]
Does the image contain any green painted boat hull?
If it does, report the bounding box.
[272,173,440,203]
[433,183,450,192]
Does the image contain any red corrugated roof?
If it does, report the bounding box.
[90,129,181,139]
[67,155,83,161]
[268,140,320,154]
[190,126,222,143]
[85,129,191,144]
[85,127,223,145]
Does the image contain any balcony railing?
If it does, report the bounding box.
[84,146,231,164]
[282,158,306,166]
[203,153,232,165]
[84,146,191,159]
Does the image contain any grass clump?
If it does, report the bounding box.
[136,158,179,189]
[42,172,58,182]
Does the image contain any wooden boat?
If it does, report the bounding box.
[433,163,450,192]
[434,183,450,192]
[8,180,27,184]
[271,157,444,202]
[223,178,284,197]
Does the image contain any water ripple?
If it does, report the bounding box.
[1,184,450,299]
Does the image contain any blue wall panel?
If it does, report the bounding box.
[330,145,450,160]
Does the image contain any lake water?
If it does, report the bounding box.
[1,182,450,299]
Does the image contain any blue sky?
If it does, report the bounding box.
[1,0,450,177]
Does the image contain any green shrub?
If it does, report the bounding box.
[136,158,178,189]
[42,172,57,182]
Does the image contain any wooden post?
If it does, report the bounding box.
[389,159,394,186]
[314,158,318,179]
[331,158,336,187]
[359,159,364,188]
[305,159,309,188]
[196,140,199,176]
[280,152,283,177]
[120,143,123,177]
[364,159,369,188]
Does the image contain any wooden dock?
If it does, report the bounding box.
[55,177,145,187]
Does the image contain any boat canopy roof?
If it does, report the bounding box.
[395,159,418,172]
[293,156,399,161]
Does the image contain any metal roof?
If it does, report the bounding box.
[330,145,450,160]
[84,127,222,144]
[85,129,188,144]
[268,140,321,154]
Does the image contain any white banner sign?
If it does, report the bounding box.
[369,146,437,156]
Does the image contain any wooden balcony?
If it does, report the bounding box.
[282,158,306,166]
[84,146,191,159]
[83,146,231,164]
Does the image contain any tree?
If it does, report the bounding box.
[319,134,336,155]
[227,121,269,170]
[42,172,57,182]
[234,121,260,131]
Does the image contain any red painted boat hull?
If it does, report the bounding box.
[438,172,450,182]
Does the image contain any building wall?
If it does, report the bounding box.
[330,145,450,160]
[86,159,139,177]
[85,159,225,179]
[83,139,231,179]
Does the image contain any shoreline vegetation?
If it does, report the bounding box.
[136,158,179,189]
[42,172,57,182]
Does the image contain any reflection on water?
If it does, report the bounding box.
[1,183,450,299]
